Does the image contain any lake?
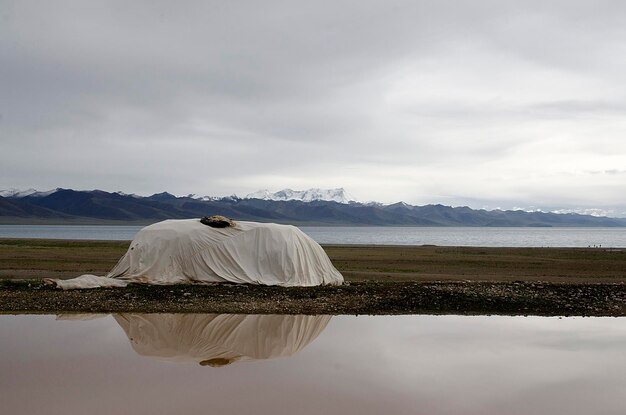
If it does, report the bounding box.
[0,314,624,415]
[1,224,626,247]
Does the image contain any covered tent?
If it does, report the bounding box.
[50,219,343,289]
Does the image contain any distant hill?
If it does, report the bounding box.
[1,188,625,226]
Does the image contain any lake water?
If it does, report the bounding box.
[1,224,626,247]
[1,314,624,415]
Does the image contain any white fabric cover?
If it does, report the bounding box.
[53,219,343,289]
[113,313,332,365]
[48,275,129,289]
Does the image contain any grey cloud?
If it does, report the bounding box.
[1,0,625,210]
[528,100,626,117]
[585,169,626,175]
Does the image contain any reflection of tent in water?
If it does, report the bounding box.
[50,218,343,289]
[114,314,332,366]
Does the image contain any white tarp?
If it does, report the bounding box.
[113,313,332,366]
[51,219,343,289]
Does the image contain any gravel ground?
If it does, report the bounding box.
[1,280,625,316]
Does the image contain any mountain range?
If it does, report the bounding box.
[1,187,625,227]
[245,188,353,204]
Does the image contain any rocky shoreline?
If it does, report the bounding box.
[2,279,625,316]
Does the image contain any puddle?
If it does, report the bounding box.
[0,314,624,414]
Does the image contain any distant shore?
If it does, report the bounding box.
[1,238,625,316]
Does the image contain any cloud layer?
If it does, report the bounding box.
[2,1,626,214]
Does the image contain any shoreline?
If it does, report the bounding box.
[1,238,625,316]
[2,280,625,317]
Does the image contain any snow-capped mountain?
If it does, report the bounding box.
[113,191,141,198]
[0,188,58,198]
[197,195,220,201]
[245,188,354,204]
[185,194,238,202]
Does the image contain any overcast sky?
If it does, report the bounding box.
[2,1,626,215]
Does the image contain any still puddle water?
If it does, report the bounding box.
[0,314,624,415]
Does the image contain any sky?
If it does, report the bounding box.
[1,1,626,216]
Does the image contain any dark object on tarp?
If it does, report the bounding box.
[200,215,236,228]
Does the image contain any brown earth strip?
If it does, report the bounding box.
[1,239,625,282]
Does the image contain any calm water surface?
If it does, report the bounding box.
[0,314,624,415]
[1,225,626,247]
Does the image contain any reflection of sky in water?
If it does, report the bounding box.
[0,315,624,415]
[2,225,626,247]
